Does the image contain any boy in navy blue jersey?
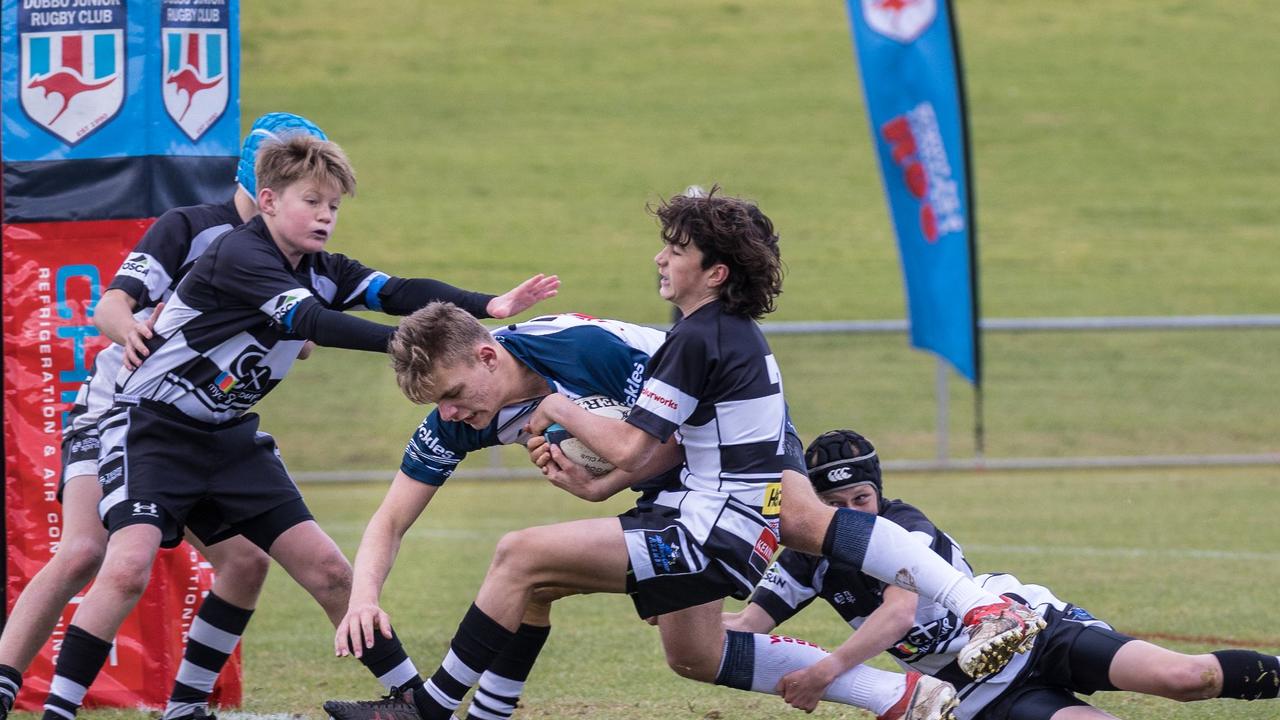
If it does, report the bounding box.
[325,187,1029,720]
[729,429,1280,720]
[34,133,558,720]
[323,306,668,720]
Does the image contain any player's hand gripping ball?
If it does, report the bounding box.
[543,395,629,476]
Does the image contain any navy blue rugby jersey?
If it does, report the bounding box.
[626,300,789,500]
[115,215,391,424]
[400,313,668,486]
[66,200,242,435]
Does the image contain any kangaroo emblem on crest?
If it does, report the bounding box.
[166,67,221,120]
[26,71,114,124]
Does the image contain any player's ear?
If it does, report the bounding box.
[707,262,729,289]
[258,187,276,215]
[476,343,499,371]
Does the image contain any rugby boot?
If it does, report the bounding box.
[323,685,423,720]
[878,672,958,720]
[957,595,1046,679]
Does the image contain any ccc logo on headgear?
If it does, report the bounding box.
[827,467,852,482]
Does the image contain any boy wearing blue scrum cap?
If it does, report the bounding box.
[0,112,327,720]
[15,120,558,720]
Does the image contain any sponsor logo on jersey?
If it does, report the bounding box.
[862,0,936,43]
[414,426,458,461]
[215,370,237,392]
[161,0,230,141]
[763,565,786,589]
[640,387,678,411]
[117,253,151,280]
[19,3,126,145]
[204,343,270,406]
[880,102,964,244]
[269,292,308,326]
[132,501,159,518]
[762,482,782,516]
[891,615,958,660]
[624,361,646,405]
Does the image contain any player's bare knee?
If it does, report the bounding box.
[490,529,537,577]
[663,650,716,683]
[55,536,107,587]
[303,549,353,602]
[98,551,155,600]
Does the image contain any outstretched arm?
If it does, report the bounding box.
[336,471,440,658]
[375,273,558,320]
[485,273,559,319]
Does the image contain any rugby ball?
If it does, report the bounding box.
[544,394,629,476]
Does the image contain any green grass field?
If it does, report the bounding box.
[22,1,1280,718]
[236,0,1279,469]
[48,470,1280,720]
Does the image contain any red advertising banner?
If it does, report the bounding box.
[2,220,242,710]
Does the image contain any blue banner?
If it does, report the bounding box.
[2,0,239,161]
[845,0,979,383]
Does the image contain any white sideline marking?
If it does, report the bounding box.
[967,543,1280,563]
[218,713,305,720]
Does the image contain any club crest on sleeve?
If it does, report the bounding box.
[161,0,230,141]
[862,0,936,44]
[19,3,126,145]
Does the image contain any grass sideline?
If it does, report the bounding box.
[39,468,1280,720]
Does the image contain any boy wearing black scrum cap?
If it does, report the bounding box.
[727,430,1280,720]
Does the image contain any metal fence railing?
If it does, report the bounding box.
[294,314,1280,482]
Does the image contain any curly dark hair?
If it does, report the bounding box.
[652,186,784,319]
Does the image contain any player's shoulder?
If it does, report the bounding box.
[880,499,938,534]
[154,199,239,232]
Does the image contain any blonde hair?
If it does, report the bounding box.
[389,302,493,404]
[255,133,357,197]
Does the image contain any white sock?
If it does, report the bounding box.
[862,516,1001,615]
[717,631,904,713]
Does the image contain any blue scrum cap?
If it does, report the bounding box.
[236,112,328,198]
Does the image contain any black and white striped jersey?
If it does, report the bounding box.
[114,215,388,424]
[749,501,1101,720]
[627,300,788,503]
[65,200,241,436]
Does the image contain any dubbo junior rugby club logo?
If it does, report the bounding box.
[19,0,126,145]
[162,0,230,140]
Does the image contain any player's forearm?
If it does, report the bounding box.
[553,407,657,473]
[92,289,141,345]
[378,277,495,318]
[829,591,918,673]
[349,529,400,606]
